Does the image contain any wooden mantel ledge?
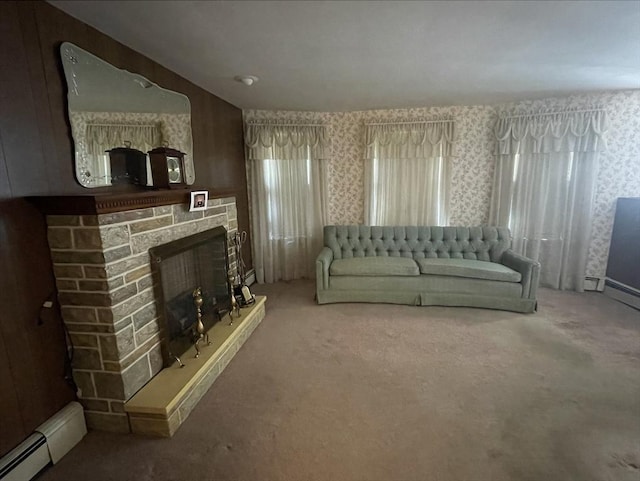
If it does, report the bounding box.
[28,187,237,215]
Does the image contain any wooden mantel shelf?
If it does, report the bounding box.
[28,187,236,215]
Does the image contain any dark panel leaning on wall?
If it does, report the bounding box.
[606,198,640,290]
[0,0,251,456]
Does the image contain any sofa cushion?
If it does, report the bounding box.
[415,258,521,283]
[330,256,419,276]
[329,275,523,297]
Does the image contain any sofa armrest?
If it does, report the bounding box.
[316,247,334,291]
[501,249,541,300]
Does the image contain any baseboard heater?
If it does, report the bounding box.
[0,402,86,481]
[603,278,640,310]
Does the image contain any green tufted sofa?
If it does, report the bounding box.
[316,225,540,313]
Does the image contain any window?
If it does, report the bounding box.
[261,154,314,240]
[491,110,606,291]
[245,123,329,283]
[364,121,454,225]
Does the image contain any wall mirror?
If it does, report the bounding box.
[60,42,195,188]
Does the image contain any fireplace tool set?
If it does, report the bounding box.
[231,231,255,308]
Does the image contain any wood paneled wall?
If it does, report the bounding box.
[0,1,251,456]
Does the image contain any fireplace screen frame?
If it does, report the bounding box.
[150,226,232,367]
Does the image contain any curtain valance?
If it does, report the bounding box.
[244,123,331,160]
[495,110,607,155]
[364,121,455,159]
[85,123,162,158]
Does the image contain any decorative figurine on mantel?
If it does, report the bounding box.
[192,287,211,358]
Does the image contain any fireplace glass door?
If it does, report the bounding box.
[150,226,231,366]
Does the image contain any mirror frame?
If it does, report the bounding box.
[60,42,195,188]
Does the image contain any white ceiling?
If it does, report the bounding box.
[50,0,640,112]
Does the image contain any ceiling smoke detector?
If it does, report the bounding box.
[234,75,259,86]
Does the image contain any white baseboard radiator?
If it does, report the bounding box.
[0,402,86,481]
[603,278,640,310]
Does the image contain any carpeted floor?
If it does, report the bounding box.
[40,280,640,481]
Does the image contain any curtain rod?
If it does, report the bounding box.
[365,119,454,126]
[246,121,326,127]
[499,108,605,120]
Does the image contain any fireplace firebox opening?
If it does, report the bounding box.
[150,226,232,367]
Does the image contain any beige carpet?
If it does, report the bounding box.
[40,281,640,481]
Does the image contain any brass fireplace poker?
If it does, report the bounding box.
[192,287,211,358]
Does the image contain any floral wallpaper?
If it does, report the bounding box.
[244,89,640,280]
[70,111,194,187]
[244,106,497,225]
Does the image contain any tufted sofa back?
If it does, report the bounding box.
[324,225,512,263]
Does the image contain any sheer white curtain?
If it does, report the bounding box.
[245,123,329,283]
[364,121,455,225]
[490,110,607,291]
[85,123,162,183]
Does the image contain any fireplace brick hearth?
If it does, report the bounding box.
[46,196,239,432]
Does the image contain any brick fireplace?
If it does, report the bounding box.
[43,194,241,432]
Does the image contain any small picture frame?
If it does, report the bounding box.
[189,190,209,212]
